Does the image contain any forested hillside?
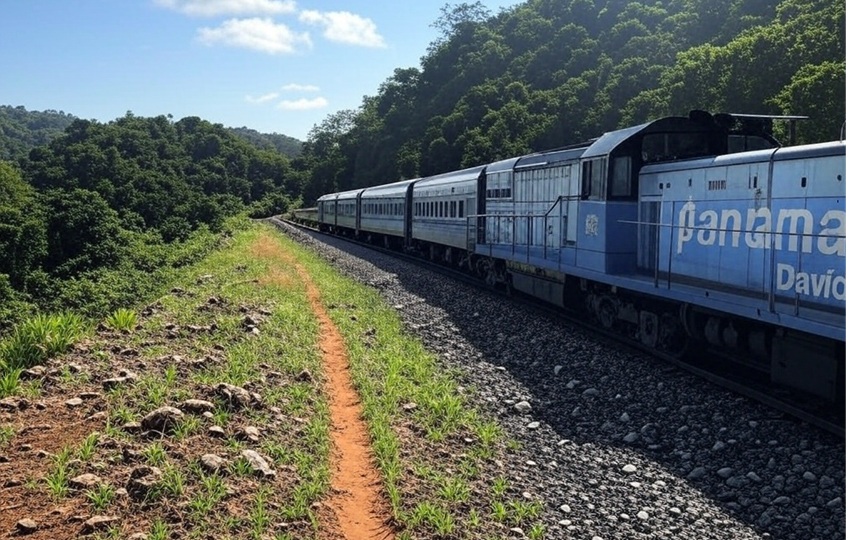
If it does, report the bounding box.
[0,113,304,328]
[298,0,845,203]
[0,105,302,162]
[0,106,77,162]
[228,126,303,158]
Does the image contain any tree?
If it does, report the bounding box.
[0,162,47,288]
[430,2,492,47]
[42,188,125,278]
[770,61,845,143]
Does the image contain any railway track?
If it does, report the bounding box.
[271,216,845,439]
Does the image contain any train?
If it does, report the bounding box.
[292,110,846,403]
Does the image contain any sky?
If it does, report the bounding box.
[0,0,519,141]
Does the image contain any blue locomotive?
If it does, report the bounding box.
[312,111,845,401]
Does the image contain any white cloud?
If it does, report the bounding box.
[246,92,280,104]
[154,0,297,17]
[276,97,329,110]
[197,18,311,54]
[282,83,320,92]
[298,10,386,48]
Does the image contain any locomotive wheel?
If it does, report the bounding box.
[595,297,617,330]
[659,312,689,357]
[484,267,498,288]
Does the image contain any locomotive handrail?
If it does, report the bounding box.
[467,194,583,221]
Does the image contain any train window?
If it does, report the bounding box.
[459,200,464,218]
[728,134,776,153]
[581,158,606,200]
[451,201,456,218]
[611,156,632,197]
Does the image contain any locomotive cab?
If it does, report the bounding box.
[575,110,782,277]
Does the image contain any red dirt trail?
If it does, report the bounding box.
[293,262,396,540]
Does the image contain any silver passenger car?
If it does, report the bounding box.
[412,166,485,251]
[360,179,418,243]
[317,188,364,233]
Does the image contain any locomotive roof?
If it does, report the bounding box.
[515,146,587,169]
[414,164,486,187]
[581,116,711,159]
[485,157,520,173]
[773,140,846,161]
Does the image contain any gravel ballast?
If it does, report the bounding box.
[279,222,845,540]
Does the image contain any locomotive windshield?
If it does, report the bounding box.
[727,134,777,153]
[641,132,712,163]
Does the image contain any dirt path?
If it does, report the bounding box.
[293,263,396,540]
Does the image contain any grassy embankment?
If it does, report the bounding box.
[0,223,547,539]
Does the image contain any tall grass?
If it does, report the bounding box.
[103,308,137,332]
[0,312,86,373]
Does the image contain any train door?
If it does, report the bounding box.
[405,183,414,249]
[466,196,477,250]
[545,167,560,250]
[355,192,363,233]
[638,196,661,274]
[475,170,487,245]
[565,164,580,245]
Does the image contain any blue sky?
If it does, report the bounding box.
[1,0,519,141]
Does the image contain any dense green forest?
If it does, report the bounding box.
[0,106,77,161]
[0,113,306,329]
[0,0,843,330]
[298,0,845,203]
[1,105,303,162]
